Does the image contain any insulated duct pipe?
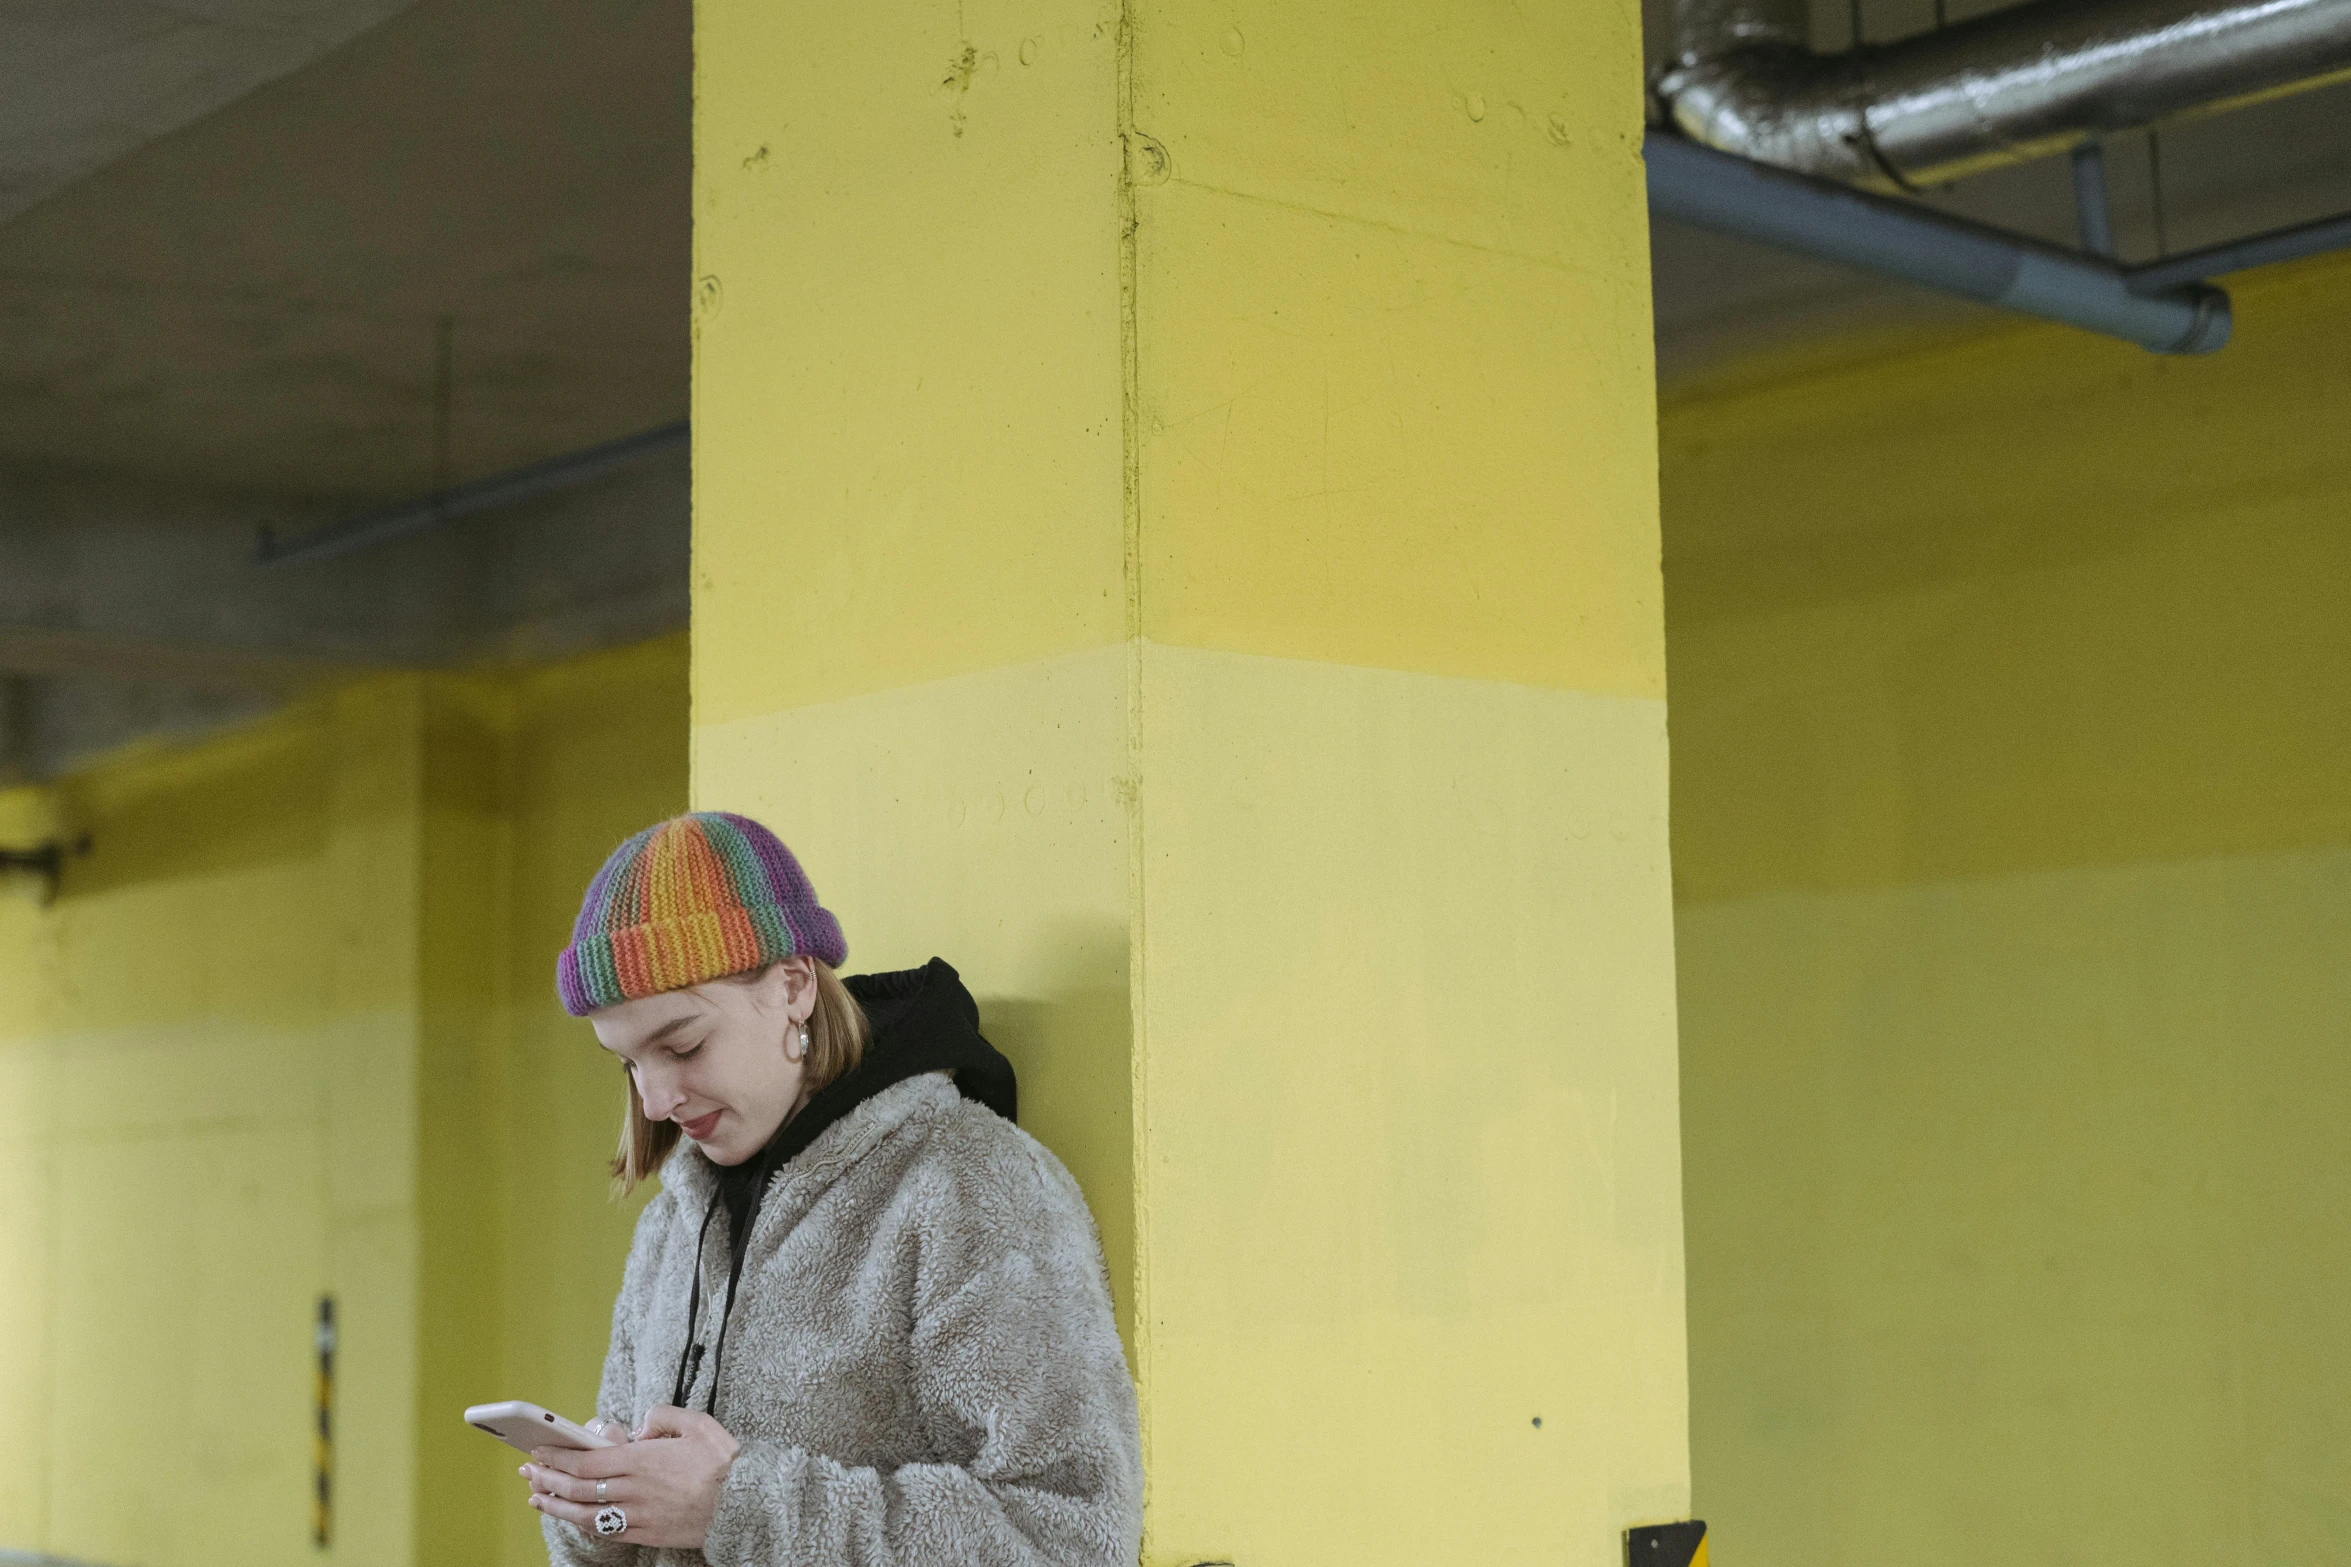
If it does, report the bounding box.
[1646,132,2233,351]
[1657,0,2351,187]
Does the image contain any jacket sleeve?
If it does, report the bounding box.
[700,1144,1143,1567]
[543,1190,673,1567]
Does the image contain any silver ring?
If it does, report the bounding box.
[595,1480,607,1504]
[594,1505,627,1537]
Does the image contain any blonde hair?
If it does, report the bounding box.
[610,959,869,1194]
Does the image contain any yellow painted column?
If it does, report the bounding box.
[693,0,1685,1559]
[322,677,510,1564]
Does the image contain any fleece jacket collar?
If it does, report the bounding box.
[658,956,1016,1221]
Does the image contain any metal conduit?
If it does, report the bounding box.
[255,418,687,568]
[2126,204,2351,289]
[1646,132,2235,351]
[1657,0,2351,187]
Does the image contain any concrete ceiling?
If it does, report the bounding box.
[0,0,2344,782]
[2,0,2340,499]
[0,0,425,225]
[9,0,2341,493]
[0,0,690,783]
[0,0,689,503]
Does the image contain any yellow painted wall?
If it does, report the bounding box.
[0,699,382,1567]
[0,635,686,1567]
[485,640,689,1567]
[1664,254,2351,1564]
[695,2,1686,1564]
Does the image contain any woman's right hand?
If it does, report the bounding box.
[527,1404,742,1550]
[582,1416,634,1446]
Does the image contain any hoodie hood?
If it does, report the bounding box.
[832,956,1017,1130]
[710,958,1016,1241]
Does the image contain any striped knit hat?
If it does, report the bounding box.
[556,812,847,1017]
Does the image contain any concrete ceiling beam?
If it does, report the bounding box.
[0,451,686,779]
[0,625,377,696]
[0,0,425,226]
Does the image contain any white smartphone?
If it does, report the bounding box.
[463,1400,616,1454]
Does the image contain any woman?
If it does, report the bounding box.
[521,811,1142,1565]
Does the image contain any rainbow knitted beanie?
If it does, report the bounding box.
[556,811,847,1016]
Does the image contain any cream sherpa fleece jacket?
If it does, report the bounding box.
[543,1071,1142,1567]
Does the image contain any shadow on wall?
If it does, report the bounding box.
[970,915,1136,1360]
[43,705,334,899]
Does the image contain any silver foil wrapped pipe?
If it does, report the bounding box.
[1656,0,2351,188]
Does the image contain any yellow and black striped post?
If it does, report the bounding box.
[1626,1520,1708,1567]
[313,1295,336,1548]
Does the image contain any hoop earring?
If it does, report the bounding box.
[789,1024,810,1062]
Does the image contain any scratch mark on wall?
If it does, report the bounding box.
[939,41,997,138]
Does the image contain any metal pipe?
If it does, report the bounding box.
[2071,141,2117,256]
[0,836,87,903]
[1646,132,2233,351]
[1657,0,2351,187]
[255,418,688,568]
[2126,204,2351,288]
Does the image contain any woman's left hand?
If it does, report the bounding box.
[525,1406,742,1549]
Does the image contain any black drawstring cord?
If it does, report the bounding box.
[668,1185,760,1418]
[669,1192,719,1409]
[703,1229,755,1417]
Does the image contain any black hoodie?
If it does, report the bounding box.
[680,958,1018,1410]
[710,957,1016,1248]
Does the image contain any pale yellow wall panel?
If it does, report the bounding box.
[694,645,1138,1345]
[1679,848,2351,1566]
[44,1113,326,1567]
[1133,645,1686,1565]
[693,0,1128,727]
[1135,180,1664,697]
[0,1035,56,1544]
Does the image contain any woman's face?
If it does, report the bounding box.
[590,959,817,1166]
